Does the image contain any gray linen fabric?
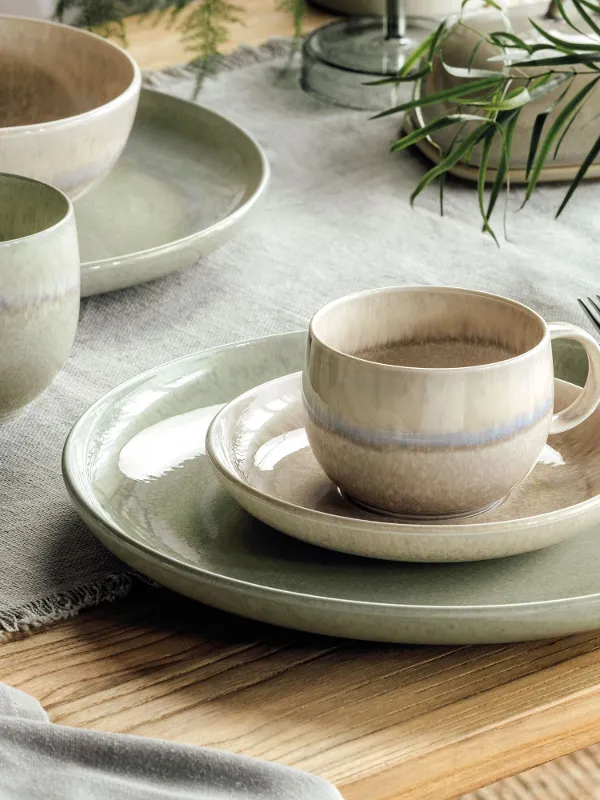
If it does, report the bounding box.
[0,682,343,799]
[1,40,599,633]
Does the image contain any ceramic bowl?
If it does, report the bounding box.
[0,173,80,420]
[0,15,141,199]
[410,2,600,179]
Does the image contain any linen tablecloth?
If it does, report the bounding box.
[0,39,598,630]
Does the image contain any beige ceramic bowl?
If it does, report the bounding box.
[0,15,141,199]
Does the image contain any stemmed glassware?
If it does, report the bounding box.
[301,0,438,110]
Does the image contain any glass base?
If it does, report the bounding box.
[301,16,437,111]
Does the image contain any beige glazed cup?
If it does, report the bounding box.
[0,174,80,421]
[303,286,600,519]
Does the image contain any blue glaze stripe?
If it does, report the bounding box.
[303,392,553,449]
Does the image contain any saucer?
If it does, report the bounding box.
[76,89,269,296]
[207,372,600,562]
[63,331,600,644]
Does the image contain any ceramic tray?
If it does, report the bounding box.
[76,89,269,296]
[63,331,600,645]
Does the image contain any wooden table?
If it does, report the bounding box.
[4,585,600,799]
[3,3,600,799]
[124,0,336,71]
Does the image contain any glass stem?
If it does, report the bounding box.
[386,0,407,42]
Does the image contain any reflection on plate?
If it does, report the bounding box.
[63,331,600,645]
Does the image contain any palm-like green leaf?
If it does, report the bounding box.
[556,133,600,216]
[529,17,600,50]
[571,0,600,37]
[372,75,507,119]
[553,104,584,157]
[486,108,521,221]
[371,19,447,86]
[525,73,575,177]
[409,122,494,205]
[525,113,549,178]
[467,87,531,110]
[512,52,600,67]
[553,0,588,34]
[488,31,532,50]
[578,0,600,14]
[523,75,600,203]
[365,64,432,86]
[376,0,600,236]
[477,130,497,241]
[391,113,488,152]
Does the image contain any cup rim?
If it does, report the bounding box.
[308,285,550,373]
[0,173,74,246]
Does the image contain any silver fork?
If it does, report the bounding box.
[578,296,600,335]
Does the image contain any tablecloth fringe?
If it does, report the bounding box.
[0,42,294,641]
[142,37,294,88]
[0,574,133,639]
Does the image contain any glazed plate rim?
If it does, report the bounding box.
[62,330,600,616]
[78,88,269,277]
[206,369,600,538]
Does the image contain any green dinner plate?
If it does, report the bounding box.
[76,89,269,296]
[63,331,600,645]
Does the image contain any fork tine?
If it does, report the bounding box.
[579,297,600,335]
[589,296,600,317]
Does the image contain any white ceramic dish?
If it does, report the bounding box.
[0,14,141,199]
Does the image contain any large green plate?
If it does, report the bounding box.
[75,89,269,296]
[63,331,600,645]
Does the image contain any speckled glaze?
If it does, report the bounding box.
[63,331,600,644]
[0,15,141,200]
[304,287,600,518]
[208,371,600,562]
[0,174,79,420]
[76,89,269,296]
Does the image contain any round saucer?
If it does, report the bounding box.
[63,330,600,644]
[207,372,600,563]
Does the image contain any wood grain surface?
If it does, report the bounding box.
[124,0,336,70]
[3,583,600,799]
[3,4,600,800]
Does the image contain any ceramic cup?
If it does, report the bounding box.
[0,174,80,421]
[303,286,600,519]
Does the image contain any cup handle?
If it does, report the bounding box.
[549,322,600,434]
